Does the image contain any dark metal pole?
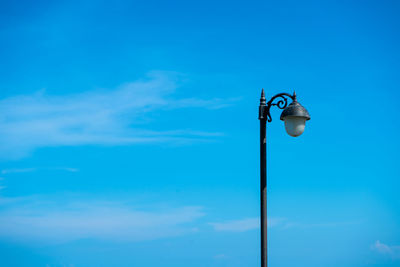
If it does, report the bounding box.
[259,89,267,267]
[257,89,308,267]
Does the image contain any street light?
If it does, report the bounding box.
[258,89,310,267]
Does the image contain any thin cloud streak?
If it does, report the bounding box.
[282,220,362,229]
[372,240,400,260]
[1,167,79,174]
[55,167,79,172]
[209,217,360,232]
[0,196,205,243]
[209,217,285,232]
[0,71,235,160]
[1,168,37,174]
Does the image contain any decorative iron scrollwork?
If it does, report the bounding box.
[259,90,296,122]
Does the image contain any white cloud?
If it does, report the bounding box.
[1,167,79,174]
[1,168,37,174]
[54,167,79,172]
[0,196,205,243]
[209,217,361,233]
[209,217,285,232]
[213,254,228,260]
[372,240,400,260]
[0,71,234,160]
[282,220,361,229]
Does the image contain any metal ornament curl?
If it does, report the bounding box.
[259,90,296,123]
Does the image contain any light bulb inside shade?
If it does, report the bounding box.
[284,116,307,137]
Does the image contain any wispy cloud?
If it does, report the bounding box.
[54,167,79,172]
[371,240,400,260]
[282,220,361,229]
[1,168,37,174]
[0,71,235,160]
[1,167,79,174]
[0,196,205,243]
[209,217,360,232]
[209,217,285,232]
[213,254,228,260]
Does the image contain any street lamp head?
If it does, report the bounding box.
[280,96,310,137]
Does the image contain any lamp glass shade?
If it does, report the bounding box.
[284,116,307,137]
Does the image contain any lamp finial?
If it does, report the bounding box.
[260,89,266,105]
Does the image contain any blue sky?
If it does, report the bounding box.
[0,0,399,266]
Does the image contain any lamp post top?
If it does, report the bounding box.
[260,89,266,105]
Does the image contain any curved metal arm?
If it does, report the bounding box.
[259,90,296,122]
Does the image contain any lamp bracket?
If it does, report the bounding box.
[258,91,296,122]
